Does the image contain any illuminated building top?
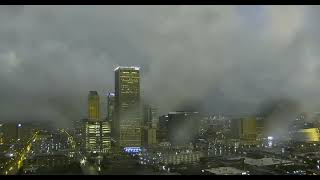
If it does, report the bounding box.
[114,66,140,71]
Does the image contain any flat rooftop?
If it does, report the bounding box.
[114,66,140,71]
[204,167,246,175]
[244,157,293,166]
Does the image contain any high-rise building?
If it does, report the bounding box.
[231,117,257,142]
[88,91,100,122]
[0,123,3,145]
[85,91,111,154]
[143,104,158,129]
[101,121,111,153]
[143,104,153,128]
[86,91,101,154]
[157,115,169,143]
[73,118,86,152]
[114,66,142,147]
[143,128,157,146]
[256,117,265,140]
[142,104,158,146]
[240,117,257,141]
[107,92,115,122]
[85,121,101,153]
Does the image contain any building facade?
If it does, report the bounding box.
[107,92,115,122]
[0,123,3,145]
[101,121,111,153]
[231,117,257,143]
[85,91,111,154]
[157,115,169,143]
[85,121,101,153]
[114,66,142,147]
[88,91,100,122]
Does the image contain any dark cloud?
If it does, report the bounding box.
[0,6,319,129]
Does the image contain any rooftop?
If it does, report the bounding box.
[244,157,293,167]
[114,66,140,71]
[204,167,246,175]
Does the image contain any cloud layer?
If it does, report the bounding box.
[0,6,320,128]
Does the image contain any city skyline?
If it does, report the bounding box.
[2,6,320,129]
[2,5,320,175]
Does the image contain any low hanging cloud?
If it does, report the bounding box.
[0,6,320,128]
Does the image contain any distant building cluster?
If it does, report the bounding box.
[3,66,320,175]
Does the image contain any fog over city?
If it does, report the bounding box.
[0,5,320,134]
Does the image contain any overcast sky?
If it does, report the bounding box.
[0,5,320,128]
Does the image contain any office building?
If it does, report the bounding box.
[85,91,111,154]
[73,119,86,152]
[143,104,158,128]
[85,121,101,153]
[157,115,169,143]
[107,92,115,122]
[143,128,157,146]
[88,91,100,122]
[0,123,3,145]
[291,128,320,143]
[256,117,266,140]
[114,66,142,147]
[86,91,101,153]
[140,149,204,166]
[101,121,111,153]
[231,117,257,142]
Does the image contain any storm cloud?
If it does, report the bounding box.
[0,5,320,128]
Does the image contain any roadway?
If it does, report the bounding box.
[2,131,39,175]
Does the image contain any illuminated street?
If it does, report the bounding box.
[2,131,39,175]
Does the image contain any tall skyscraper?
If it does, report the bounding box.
[114,66,142,147]
[85,91,111,154]
[88,91,100,122]
[0,123,3,145]
[107,92,115,122]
